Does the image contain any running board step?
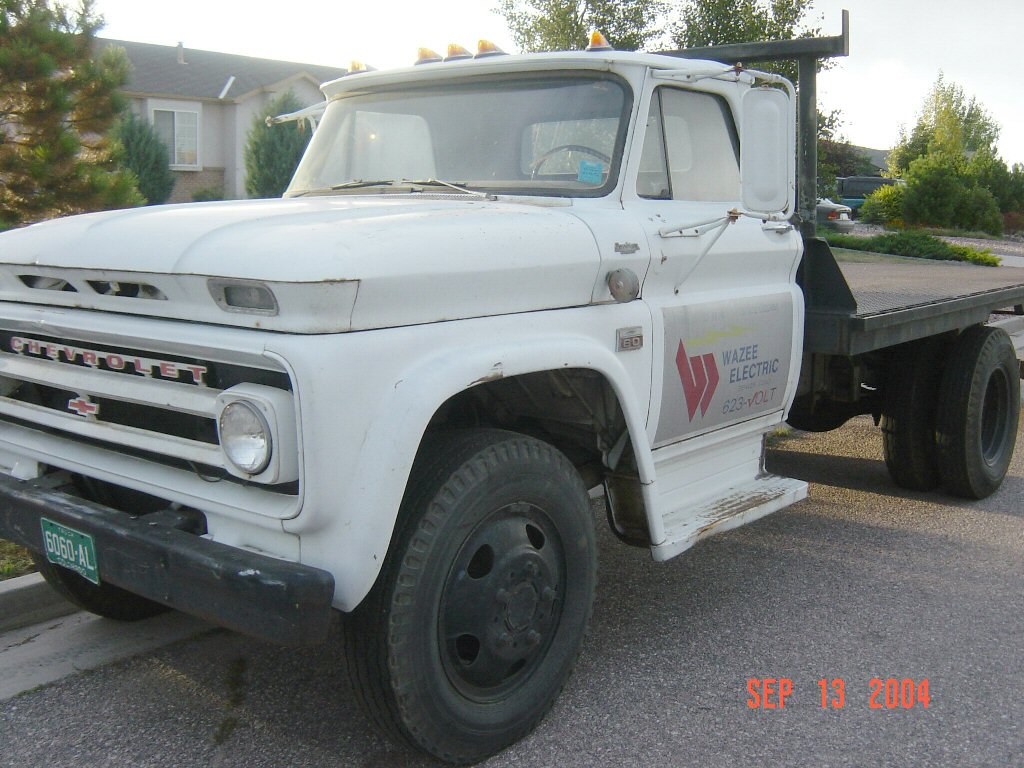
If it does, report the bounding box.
[651,474,808,562]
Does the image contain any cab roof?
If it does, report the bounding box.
[320,50,738,98]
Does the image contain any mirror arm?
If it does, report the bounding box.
[659,207,788,238]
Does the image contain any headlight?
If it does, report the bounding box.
[219,400,272,475]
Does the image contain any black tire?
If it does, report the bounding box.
[935,326,1021,499]
[880,339,946,490]
[31,553,169,621]
[344,429,597,764]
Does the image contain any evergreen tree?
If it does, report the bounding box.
[111,112,175,205]
[243,90,311,199]
[0,0,142,229]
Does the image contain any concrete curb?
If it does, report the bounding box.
[0,572,77,634]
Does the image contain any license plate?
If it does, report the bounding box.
[41,518,100,585]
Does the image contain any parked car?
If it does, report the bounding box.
[816,198,855,233]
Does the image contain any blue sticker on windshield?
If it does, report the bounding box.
[578,160,604,185]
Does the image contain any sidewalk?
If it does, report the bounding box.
[0,572,76,633]
[0,605,210,701]
[0,571,211,700]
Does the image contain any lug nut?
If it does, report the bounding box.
[526,630,541,647]
[525,561,539,577]
[497,632,513,649]
[542,587,556,602]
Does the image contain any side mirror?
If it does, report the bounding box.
[740,87,795,216]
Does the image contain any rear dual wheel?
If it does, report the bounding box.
[881,339,947,491]
[344,429,596,764]
[882,327,1019,499]
[935,326,1020,499]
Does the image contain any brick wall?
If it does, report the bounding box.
[168,168,227,203]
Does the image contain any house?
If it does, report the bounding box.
[98,39,347,202]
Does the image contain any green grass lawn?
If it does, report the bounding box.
[0,539,34,580]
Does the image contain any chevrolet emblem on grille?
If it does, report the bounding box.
[9,336,207,385]
[67,396,100,418]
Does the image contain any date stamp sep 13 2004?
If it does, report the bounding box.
[747,678,931,710]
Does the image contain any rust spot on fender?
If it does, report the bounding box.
[469,363,504,387]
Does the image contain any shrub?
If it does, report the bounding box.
[860,183,905,226]
[1004,211,1024,234]
[903,152,1003,235]
[825,230,1000,267]
[111,113,175,205]
[191,187,225,203]
[903,153,965,228]
[954,186,1002,235]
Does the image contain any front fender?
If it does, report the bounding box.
[275,304,653,610]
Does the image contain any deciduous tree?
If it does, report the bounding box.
[672,0,818,83]
[888,74,1000,177]
[495,0,669,52]
[0,0,142,229]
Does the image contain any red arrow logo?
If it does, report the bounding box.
[676,342,719,420]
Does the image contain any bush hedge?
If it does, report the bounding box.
[860,184,904,226]
[825,230,1000,267]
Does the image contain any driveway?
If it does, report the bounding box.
[1,416,1021,767]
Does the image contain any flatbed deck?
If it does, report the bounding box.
[801,240,1024,356]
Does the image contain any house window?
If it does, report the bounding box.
[152,109,199,168]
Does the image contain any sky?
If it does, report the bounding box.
[93,0,1024,165]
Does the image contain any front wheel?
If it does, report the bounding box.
[344,429,597,764]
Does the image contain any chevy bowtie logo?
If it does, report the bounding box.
[67,396,100,418]
[676,342,719,420]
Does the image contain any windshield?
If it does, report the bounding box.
[286,73,631,198]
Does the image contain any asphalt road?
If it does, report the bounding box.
[1,415,1022,768]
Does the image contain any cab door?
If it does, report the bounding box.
[626,83,803,449]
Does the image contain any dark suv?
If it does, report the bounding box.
[837,176,898,216]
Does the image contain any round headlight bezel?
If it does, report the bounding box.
[218,399,273,476]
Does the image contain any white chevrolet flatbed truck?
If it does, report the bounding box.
[1,25,1023,764]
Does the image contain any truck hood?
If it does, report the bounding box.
[0,196,601,333]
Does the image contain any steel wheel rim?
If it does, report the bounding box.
[980,368,1010,465]
[438,502,565,702]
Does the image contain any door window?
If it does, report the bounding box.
[637,88,740,202]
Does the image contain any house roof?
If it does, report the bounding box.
[97,38,347,101]
[854,145,890,173]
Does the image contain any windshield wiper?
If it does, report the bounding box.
[330,180,396,191]
[404,179,493,199]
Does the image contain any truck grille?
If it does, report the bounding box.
[0,329,295,492]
